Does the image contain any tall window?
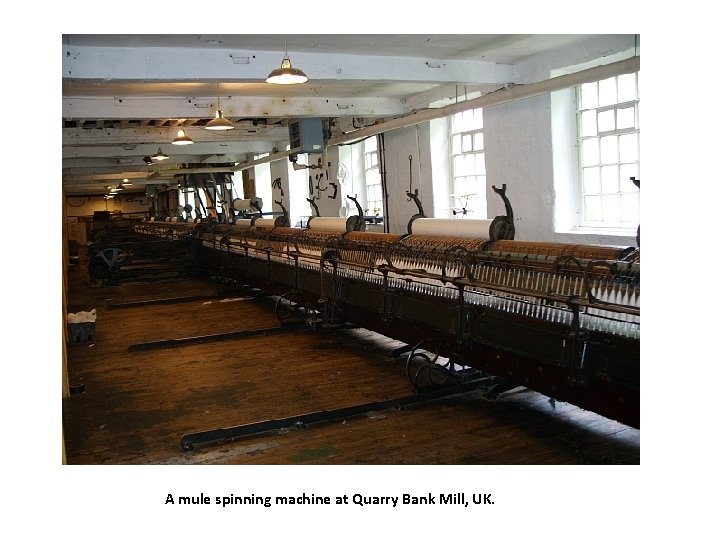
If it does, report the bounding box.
[577,72,640,228]
[364,136,383,216]
[450,108,486,217]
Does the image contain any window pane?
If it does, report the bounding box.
[580,82,598,109]
[475,153,486,175]
[463,110,474,129]
[598,77,617,106]
[466,154,475,175]
[452,134,461,155]
[617,73,637,103]
[620,193,639,222]
[619,164,639,190]
[597,109,615,132]
[465,176,477,196]
[616,106,636,130]
[601,165,619,194]
[602,194,621,222]
[365,136,376,152]
[584,195,602,221]
[462,134,472,152]
[473,132,484,151]
[600,135,618,165]
[371,153,377,166]
[473,110,483,130]
[619,133,639,162]
[580,110,597,136]
[582,138,599,166]
[454,155,465,176]
[583,167,601,194]
[454,112,464,133]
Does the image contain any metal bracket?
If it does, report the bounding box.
[406,189,425,234]
[488,184,515,241]
[346,195,366,231]
[271,177,284,197]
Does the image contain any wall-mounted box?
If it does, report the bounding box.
[288,118,325,155]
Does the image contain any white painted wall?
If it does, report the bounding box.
[484,94,555,241]
[382,125,435,235]
[313,147,342,218]
[269,158,289,216]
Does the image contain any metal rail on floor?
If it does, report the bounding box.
[127,323,305,352]
[108,294,244,309]
[180,377,492,450]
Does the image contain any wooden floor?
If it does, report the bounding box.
[63,254,640,465]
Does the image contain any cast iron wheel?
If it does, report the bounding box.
[274,291,307,322]
[405,339,455,392]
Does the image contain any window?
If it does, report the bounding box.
[449,108,486,218]
[363,136,383,216]
[577,72,640,228]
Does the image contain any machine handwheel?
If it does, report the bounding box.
[90,247,127,278]
[274,291,307,322]
[405,340,455,392]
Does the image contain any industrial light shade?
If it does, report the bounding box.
[205,110,235,131]
[266,57,308,84]
[151,148,169,161]
[172,129,194,145]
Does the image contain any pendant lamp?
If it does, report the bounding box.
[266,36,308,85]
[206,82,235,130]
[172,128,194,145]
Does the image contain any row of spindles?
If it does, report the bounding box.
[198,231,640,339]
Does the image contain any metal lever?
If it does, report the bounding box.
[406,189,425,235]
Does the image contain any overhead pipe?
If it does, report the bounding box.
[327,56,640,146]
[233,150,292,172]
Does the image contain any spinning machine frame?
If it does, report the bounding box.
[130,185,640,436]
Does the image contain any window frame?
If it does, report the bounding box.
[576,72,640,229]
[363,136,383,217]
[448,107,487,219]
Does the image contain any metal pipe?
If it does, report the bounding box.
[327,56,640,146]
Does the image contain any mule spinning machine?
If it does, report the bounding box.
[133,185,640,433]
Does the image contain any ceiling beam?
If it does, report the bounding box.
[62,139,281,159]
[62,95,407,119]
[63,45,515,86]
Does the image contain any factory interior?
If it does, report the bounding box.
[60,33,644,468]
